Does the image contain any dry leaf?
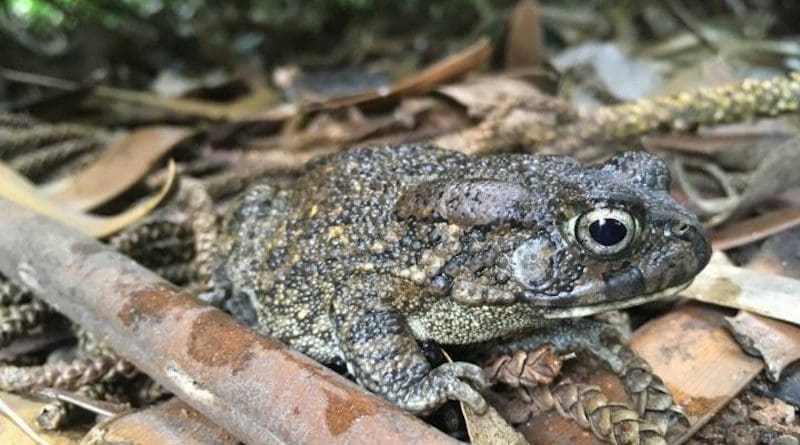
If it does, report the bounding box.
[436,76,544,118]
[310,38,493,111]
[41,127,191,211]
[0,160,175,238]
[682,259,800,326]
[438,349,529,445]
[644,133,790,155]
[725,311,800,382]
[505,0,544,69]
[463,403,530,445]
[0,67,276,122]
[711,206,800,250]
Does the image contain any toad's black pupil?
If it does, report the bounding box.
[588,218,627,247]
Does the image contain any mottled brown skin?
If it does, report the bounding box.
[214,144,711,413]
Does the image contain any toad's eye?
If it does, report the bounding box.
[574,208,637,257]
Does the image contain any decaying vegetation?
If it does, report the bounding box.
[1,1,800,444]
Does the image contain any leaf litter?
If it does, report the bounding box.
[2,1,800,444]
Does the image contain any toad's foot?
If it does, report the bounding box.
[395,362,488,414]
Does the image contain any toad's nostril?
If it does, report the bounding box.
[669,222,711,268]
[672,222,690,236]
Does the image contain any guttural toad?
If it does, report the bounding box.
[213,143,711,413]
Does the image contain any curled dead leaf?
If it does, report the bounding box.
[0,160,175,238]
[725,311,800,382]
[41,126,192,211]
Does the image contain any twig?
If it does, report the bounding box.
[35,387,128,418]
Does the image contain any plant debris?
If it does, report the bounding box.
[1,1,800,444]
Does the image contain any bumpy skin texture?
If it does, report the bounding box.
[214,144,711,413]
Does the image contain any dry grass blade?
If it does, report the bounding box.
[0,160,175,238]
[41,127,192,211]
[711,206,800,250]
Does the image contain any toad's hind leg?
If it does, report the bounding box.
[332,274,488,414]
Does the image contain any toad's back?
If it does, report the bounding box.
[216,145,477,361]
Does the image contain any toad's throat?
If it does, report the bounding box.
[540,282,690,319]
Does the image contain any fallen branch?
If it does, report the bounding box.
[0,198,456,445]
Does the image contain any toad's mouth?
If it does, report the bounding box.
[540,281,691,319]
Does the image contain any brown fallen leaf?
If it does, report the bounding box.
[504,0,544,69]
[310,38,493,112]
[644,133,791,155]
[0,160,175,238]
[711,206,800,250]
[725,311,800,382]
[633,304,764,444]
[41,127,192,211]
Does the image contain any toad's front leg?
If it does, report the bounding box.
[332,274,488,414]
[491,317,683,434]
[493,317,631,372]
